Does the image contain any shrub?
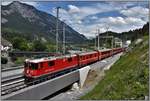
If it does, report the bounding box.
[1,57,8,64]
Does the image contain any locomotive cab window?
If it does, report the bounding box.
[48,61,55,67]
[24,62,28,67]
[68,57,72,62]
[29,63,38,70]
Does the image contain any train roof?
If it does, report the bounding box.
[25,48,122,63]
[25,54,77,63]
[98,49,112,52]
[78,51,97,56]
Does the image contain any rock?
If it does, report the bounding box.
[71,83,79,91]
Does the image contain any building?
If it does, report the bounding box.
[1,37,13,57]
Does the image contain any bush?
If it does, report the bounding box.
[1,57,8,64]
[14,57,26,65]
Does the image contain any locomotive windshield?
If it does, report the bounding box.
[29,63,38,70]
[24,62,28,67]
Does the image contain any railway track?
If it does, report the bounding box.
[2,74,23,84]
[1,80,26,96]
[2,65,24,83]
[2,66,23,72]
[1,76,51,96]
[1,66,78,96]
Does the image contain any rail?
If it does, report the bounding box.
[2,66,23,72]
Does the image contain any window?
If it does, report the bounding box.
[48,61,55,67]
[86,56,88,59]
[68,58,72,62]
[80,56,82,60]
[24,62,28,67]
[29,63,38,70]
[40,62,43,68]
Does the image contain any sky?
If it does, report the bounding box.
[2,1,149,38]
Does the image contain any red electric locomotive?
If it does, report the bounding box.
[24,54,78,79]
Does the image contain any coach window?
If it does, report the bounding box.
[81,56,83,60]
[48,61,55,67]
[90,55,92,58]
[68,57,72,62]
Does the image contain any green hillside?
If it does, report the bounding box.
[80,35,149,100]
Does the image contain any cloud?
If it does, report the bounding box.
[105,17,145,26]
[66,3,124,21]
[91,16,98,20]
[55,3,148,38]
[97,16,147,33]
[108,17,127,25]
[68,5,80,13]
[120,6,149,21]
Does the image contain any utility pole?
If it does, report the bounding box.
[63,20,66,55]
[111,36,114,56]
[95,29,97,50]
[105,25,109,48]
[56,7,61,53]
[98,28,100,50]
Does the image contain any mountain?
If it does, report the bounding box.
[1,1,87,44]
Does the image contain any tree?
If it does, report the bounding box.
[12,37,29,51]
[1,57,8,64]
[32,40,46,51]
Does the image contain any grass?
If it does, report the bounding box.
[80,35,149,100]
[14,57,26,65]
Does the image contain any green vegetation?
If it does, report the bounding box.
[80,35,149,100]
[1,57,8,64]
[12,37,30,51]
[14,57,26,65]
[32,40,46,51]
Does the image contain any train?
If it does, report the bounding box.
[24,48,124,81]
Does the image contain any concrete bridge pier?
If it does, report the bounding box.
[78,66,91,88]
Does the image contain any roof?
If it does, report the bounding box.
[26,54,77,63]
[98,49,112,52]
[79,51,97,56]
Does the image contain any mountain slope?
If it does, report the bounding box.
[1,1,87,43]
